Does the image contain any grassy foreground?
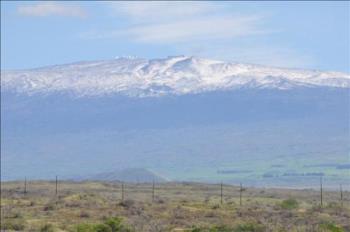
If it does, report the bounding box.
[1,181,349,232]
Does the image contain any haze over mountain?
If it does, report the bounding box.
[1,56,349,188]
[73,168,167,183]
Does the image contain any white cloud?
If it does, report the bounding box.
[17,2,87,18]
[88,2,267,44]
[81,2,314,68]
[123,15,264,43]
[112,2,213,23]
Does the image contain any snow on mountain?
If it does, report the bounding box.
[2,56,349,97]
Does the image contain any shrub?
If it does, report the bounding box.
[280,198,299,210]
[80,211,90,218]
[11,211,22,218]
[43,203,56,211]
[119,199,135,209]
[190,226,203,232]
[40,223,55,232]
[210,225,235,232]
[326,202,342,210]
[234,222,265,232]
[71,218,133,232]
[1,219,25,231]
[105,217,133,232]
[73,223,96,232]
[189,223,267,232]
[319,222,344,232]
[94,224,112,232]
[105,217,123,231]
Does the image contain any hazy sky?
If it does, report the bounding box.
[1,1,349,72]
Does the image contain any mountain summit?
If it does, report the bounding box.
[2,56,349,97]
[2,56,349,186]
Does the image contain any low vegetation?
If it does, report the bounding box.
[1,181,349,231]
[72,217,133,232]
[279,198,299,210]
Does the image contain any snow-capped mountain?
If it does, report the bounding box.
[2,56,349,187]
[2,56,349,97]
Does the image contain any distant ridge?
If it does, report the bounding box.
[74,168,167,183]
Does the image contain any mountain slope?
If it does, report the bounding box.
[1,56,349,188]
[2,56,349,97]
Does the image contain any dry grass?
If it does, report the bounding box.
[1,181,349,231]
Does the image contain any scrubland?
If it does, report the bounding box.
[1,181,349,232]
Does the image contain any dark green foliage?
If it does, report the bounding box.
[189,223,265,232]
[104,217,123,232]
[40,223,55,232]
[74,223,95,232]
[190,226,203,232]
[94,224,112,232]
[189,225,233,232]
[233,222,266,232]
[1,219,25,231]
[280,198,299,210]
[319,222,344,232]
[210,225,234,232]
[71,217,133,232]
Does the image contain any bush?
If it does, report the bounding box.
[105,217,133,232]
[234,222,265,232]
[190,226,203,232]
[10,211,22,219]
[71,217,133,232]
[211,226,235,232]
[105,217,123,231]
[1,219,25,231]
[119,199,135,209]
[43,203,56,211]
[73,223,96,232]
[94,224,112,232]
[189,226,233,232]
[326,202,342,210]
[80,211,90,218]
[40,223,55,232]
[189,224,265,232]
[280,198,299,210]
[319,222,344,232]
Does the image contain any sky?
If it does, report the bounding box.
[1,1,349,72]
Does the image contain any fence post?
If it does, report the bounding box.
[320,176,323,207]
[239,182,242,206]
[220,182,223,204]
[340,184,343,208]
[24,177,27,195]
[55,175,58,196]
[152,180,155,202]
[121,182,124,202]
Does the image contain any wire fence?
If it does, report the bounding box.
[2,177,348,207]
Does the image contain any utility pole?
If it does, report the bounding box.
[320,176,323,207]
[239,182,243,206]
